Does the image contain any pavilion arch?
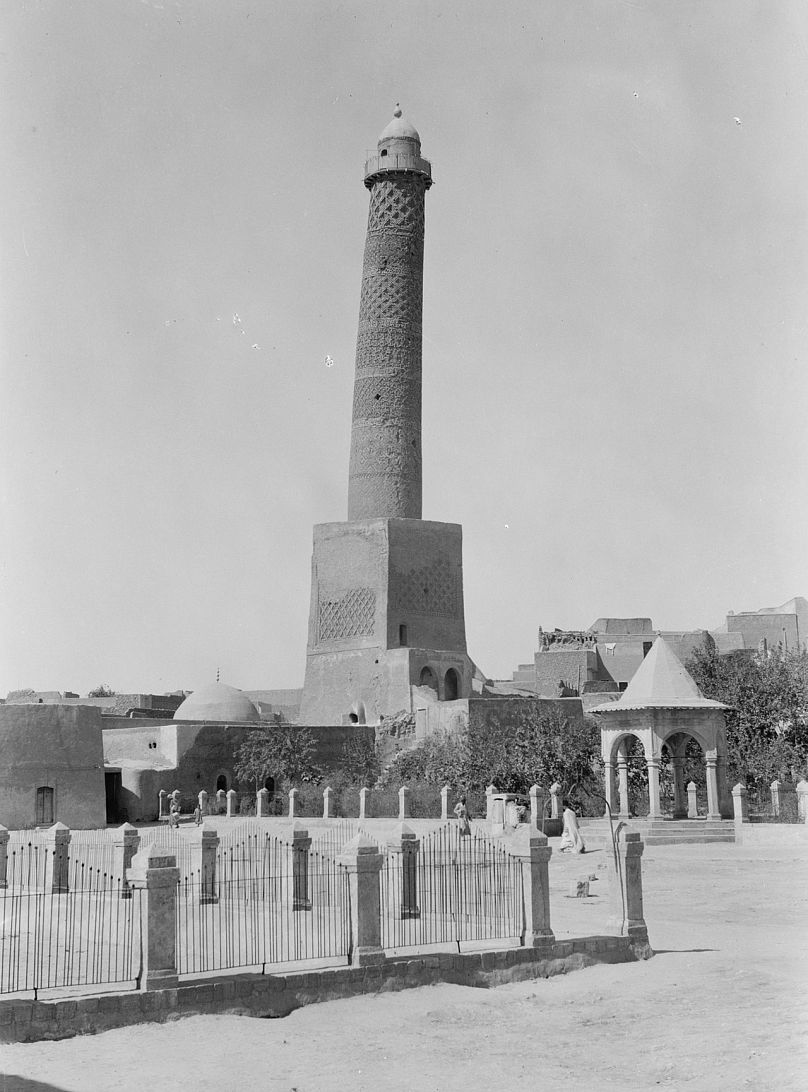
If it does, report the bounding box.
[419,665,438,692]
[443,668,460,701]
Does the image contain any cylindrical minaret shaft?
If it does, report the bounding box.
[347,107,432,521]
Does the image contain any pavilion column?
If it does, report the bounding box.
[617,756,631,818]
[716,757,732,818]
[671,758,687,819]
[705,755,721,820]
[603,762,617,817]
[646,758,661,818]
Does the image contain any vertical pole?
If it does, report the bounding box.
[359,786,370,820]
[671,758,687,819]
[338,834,384,966]
[194,825,219,904]
[323,786,334,819]
[705,756,721,820]
[549,782,562,820]
[687,781,698,819]
[796,780,808,824]
[256,787,270,817]
[770,779,781,818]
[387,823,420,919]
[398,785,411,820]
[126,846,180,990]
[158,789,168,819]
[288,787,298,819]
[215,789,226,815]
[646,758,661,818]
[732,783,749,823]
[529,784,540,828]
[45,823,71,894]
[485,784,496,821]
[198,789,209,817]
[616,830,648,942]
[0,825,8,889]
[292,824,312,911]
[226,789,237,818]
[512,829,554,948]
[113,823,140,899]
[617,757,631,818]
[440,785,450,821]
[603,763,616,818]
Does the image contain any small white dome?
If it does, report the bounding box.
[379,105,420,144]
[174,682,259,723]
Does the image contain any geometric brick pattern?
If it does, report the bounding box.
[393,557,460,617]
[317,587,376,642]
[367,177,426,236]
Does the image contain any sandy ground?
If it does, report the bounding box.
[1,842,806,1092]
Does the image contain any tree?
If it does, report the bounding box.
[88,684,116,697]
[377,729,469,789]
[686,644,808,786]
[340,735,380,786]
[234,726,321,792]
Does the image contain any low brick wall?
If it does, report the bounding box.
[0,934,651,1043]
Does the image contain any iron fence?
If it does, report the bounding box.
[380,824,523,952]
[0,844,141,996]
[176,835,350,975]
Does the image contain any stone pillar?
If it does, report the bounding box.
[716,756,732,818]
[45,822,71,894]
[770,779,782,818]
[158,789,168,819]
[387,823,420,919]
[256,787,270,817]
[687,781,698,819]
[323,786,334,819]
[617,830,648,940]
[671,758,687,819]
[398,785,411,820]
[338,834,384,966]
[194,825,219,904]
[440,785,450,821]
[0,825,8,889]
[126,845,180,990]
[225,789,237,818]
[485,784,496,821]
[602,763,616,818]
[215,789,226,815]
[288,787,298,819]
[511,828,554,948]
[292,824,312,911]
[646,758,661,818]
[529,784,540,828]
[549,782,562,820]
[795,779,808,823]
[359,786,370,820]
[732,783,749,823]
[198,789,209,817]
[705,756,721,820]
[617,757,631,818]
[113,823,140,899]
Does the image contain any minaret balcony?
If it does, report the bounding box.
[364,152,432,186]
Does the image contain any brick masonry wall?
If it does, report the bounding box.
[0,934,650,1043]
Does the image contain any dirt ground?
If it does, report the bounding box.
[1,842,806,1092]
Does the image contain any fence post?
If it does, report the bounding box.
[387,822,420,919]
[796,780,808,823]
[292,824,312,911]
[338,834,384,966]
[323,786,334,819]
[126,845,180,990]
[732,783,749,823]
[158,789,168,819]
[193,824,219,904]
[0,825,8,889]
[529,784,540,828]
[225,789,237,817]
[45,822,71,894]
[215,789,226,814]
[359,786,370,820]
[512,828,554,948]
[486,784,496,821]
[113,822,140,899]
[770,779,781,818]
[549,782,562,820]
[617,830,648,941]
[257,787,270,817]
[288,787,298,819]
[398,785,411,819]
[198,789,209,817]
[440,785,450,821]
[687,781,698,819]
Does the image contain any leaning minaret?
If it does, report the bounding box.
[347,106,432,521]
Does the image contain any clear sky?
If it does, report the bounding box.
[1,0,806,697]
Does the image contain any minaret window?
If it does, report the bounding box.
[380,149,388,157]
[399,624,408,646]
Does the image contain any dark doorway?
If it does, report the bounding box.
[35,786,54,826]
[444,668,459,701]
[419,666,438,690]
[105,771,122,823]
[216,774,228,792]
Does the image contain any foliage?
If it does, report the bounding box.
[686,645,808,786]
[234,726,321,792]
[88,684,116,697]
[377,729,468,789]
[339,734,381,786]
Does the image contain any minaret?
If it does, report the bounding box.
[298,109,472,728]
[347,106,432,521]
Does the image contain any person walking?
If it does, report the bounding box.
[559,799,585,853]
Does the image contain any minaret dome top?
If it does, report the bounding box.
[365,104,432,189]
[378,104,421,146]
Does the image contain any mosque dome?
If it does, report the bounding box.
[173,682,260,723]
[379,105,420,145]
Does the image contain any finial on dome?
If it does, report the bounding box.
[393,104,402,118]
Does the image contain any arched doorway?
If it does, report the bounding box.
[444,668,459,701]
[419,666,438,691]
[216,773,228,792]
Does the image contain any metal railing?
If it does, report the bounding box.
[380,824,522,952]
[176,835,350,975]
[0,845,141,996]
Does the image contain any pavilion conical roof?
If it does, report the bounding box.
[590,636,727,712]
